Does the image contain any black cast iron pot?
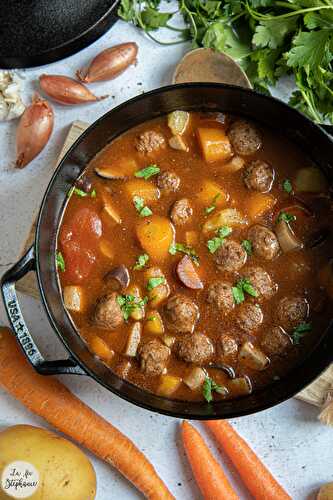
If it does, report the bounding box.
[2,84,333,419]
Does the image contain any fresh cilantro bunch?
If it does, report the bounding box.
[118,0,333,124]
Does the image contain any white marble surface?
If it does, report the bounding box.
[0,19,332,500]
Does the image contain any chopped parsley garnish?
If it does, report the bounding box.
[232,278,258,304]
[133,253,149,270]
[277,211,296,223]
[147,277,165,291]
[291,322,312,345]
[68,186,96,198]
[207,226,232,254]
[205,193,221,215]
[147,316,157,321]
[283,179,293,194]
[169,242,199,266]
[133,195,153,217]
[135,164,160,180]
[203,377,227,403]
[56,251,65,272]
[242,239,253,255]
[117,294,148,321]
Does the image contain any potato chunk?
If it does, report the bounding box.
[197,127,233,163]
[63,286,84,312]
[197,179,229,207]
[144,311,164,335]
[158,374,182,397]
[124,322,142,357]
[183,367,206,390]
[203,208,247,234]
[136,215,175,261]
[125,179,160,202]
[168,110,190,135]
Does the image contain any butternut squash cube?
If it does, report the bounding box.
[136,215,175,261]
[144,311,164,335]
[197,179,229,207]
[90,336,114,363]
[125,179,160,203]
[197,127,233,163]
[245,192,277,220]
[157,375,182,397]
[99,239,114,259]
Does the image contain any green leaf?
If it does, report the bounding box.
[141,7,172,30]
[283,179,293,194]
[202,377,226,402]
[133,253,149,270]
[205,193,221,214]
[140,206,153,217]
[133,195,152,217]
[242,239,252,255]
[56,251,65,272]
[135,164,160,180]
[118,0,136,22]
[250,48,280,84]
[287,30,332,70]
[207,237,223,254]
[277,211,296,223]
[169,243,199,265]
[217,226,232,238]
[242,279,258,298]
[253,17,298,50]
[291,322,312,345]
[90,189,97,198]
[147,276,165,291]
[117,294,148,321]
[232,285,245,304]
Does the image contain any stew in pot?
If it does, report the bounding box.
[57,111,333,402]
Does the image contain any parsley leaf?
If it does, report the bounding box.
[242,239,252,255]
[232,278,258,304]
[117,294,148,321]
[207,226,232,253]
[56,251,65,272]
[203,377,227,403]
[91,189,97,198]
[141,7,172,30]
[287,30,332,70]
[283,179,293,194]
[291,322,312,345]
[133,196,153,217]
[133,254,149,270]
[135,164,160,180]
[277,211,296,223]
[253,17,298,50]
[169,243,199,266]
[147,276,165,291]
[205,193,221,214]
[68,186,96,198]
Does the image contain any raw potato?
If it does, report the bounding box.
[136,215,175,261]
[318,482,333,500]
[0,425,96,500]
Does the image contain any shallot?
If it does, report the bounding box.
[39,74,108,105]
[16,94,54,168]
[76,42,138,83]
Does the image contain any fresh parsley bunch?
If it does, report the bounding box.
[119,0,333,124]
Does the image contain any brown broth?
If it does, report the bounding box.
[58,112,333,402]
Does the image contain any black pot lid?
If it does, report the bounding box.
[0,0,119,69]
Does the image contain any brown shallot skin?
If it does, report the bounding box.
[76,42,138,83]
[39,74,108,105]
[16,94,54,168]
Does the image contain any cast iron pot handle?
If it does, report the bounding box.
[1,246,86,376]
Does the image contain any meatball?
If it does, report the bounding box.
[219,334,238,358]
[237,303,263,332]
[93,292,123,329]
[135,130,165,154]
[228,119,262,156]
[206,281,234,313]
[248,224,280,261]
[157,171,180,193]
[261,326,292,356]
[276,296,309,331]
[170,198,193,226]
[244,160,274,192]
[138,340,170,376]
[214,240,247,272]
[242,266,277,300]
[164,294,199,333]
[177,333,214,365]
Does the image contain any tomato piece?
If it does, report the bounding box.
[62,240,96,284]
[60,207,102,247]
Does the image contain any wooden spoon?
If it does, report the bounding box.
[172,48,252,88]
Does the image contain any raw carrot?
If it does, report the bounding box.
[0,327,174,500]
[181,421,239,500]
[205,420,291,500]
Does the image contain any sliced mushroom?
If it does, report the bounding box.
[239,342,270,371]
[95,158,137,180]
[176,255,203,290]
[208,363,235,379]
[103,203,122,224]
[105,265,130,291]
[76,176,92,193]
[169,135,189,152]
[183,367,206,390]
[275,220,303,253]
[124,322,142,357]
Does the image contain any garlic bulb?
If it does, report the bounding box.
[0,71,25,121]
